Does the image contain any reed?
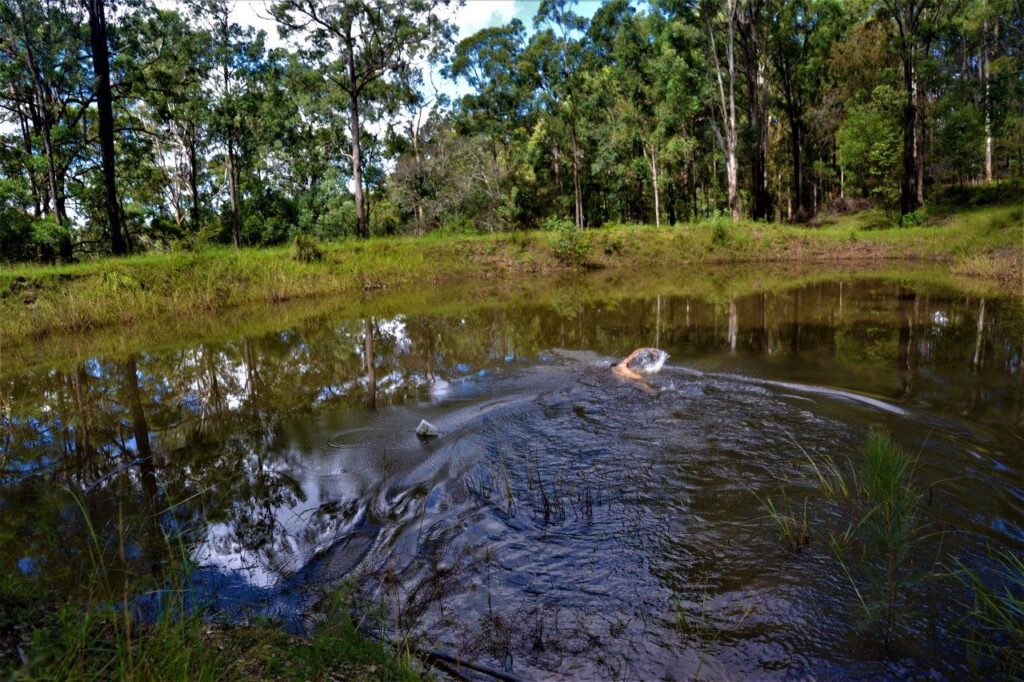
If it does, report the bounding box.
[758,491,811,552]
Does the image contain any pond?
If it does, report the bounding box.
[2,269,1021,678]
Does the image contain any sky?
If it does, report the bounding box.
[221,0,604,99]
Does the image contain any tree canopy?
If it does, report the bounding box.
[1,0,1021,261]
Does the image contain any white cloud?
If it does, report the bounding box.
[452,0,528,38]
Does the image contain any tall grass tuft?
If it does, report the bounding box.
[756,490,811,552]
[291,234,325,264]
[954,551,1024,677]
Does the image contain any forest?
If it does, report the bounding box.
[1,0,1021,263]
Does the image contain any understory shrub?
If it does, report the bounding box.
[291,234,325,264]
[547,217,590,267]
[707,217,731,247]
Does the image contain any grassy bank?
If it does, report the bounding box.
[2,259,1016,377]
[1,577,423,681]
[1,204,1020,350]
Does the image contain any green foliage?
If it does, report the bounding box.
[837,86,903,217]
[370,199,401,237]
[828,432,925,650]
[314,200,358,240]
[437,215,478,235]
[707,217,732,247]
[547,218,591,267]
[291,234,325,264]
[899,208,928,227]
[935,99,986,182]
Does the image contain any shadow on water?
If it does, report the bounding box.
[1,276,1022,678]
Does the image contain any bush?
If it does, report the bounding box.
[900,208,928,227]
[547,217,590,267]
[369,199,401,237]
[437,215,477,235]
[709,217,731,247]
[291,234,325,264]
[600,233,625,256]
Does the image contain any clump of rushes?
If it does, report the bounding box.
[291,234,325,263]
[757,490,811,552]
[953,551,1024,677]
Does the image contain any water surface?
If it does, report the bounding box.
[2,273,1021,678]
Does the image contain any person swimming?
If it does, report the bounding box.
[613,348,669,381]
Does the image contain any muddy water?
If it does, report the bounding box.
[2,276,1022,678]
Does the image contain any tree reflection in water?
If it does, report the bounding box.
[1,280,1021,633]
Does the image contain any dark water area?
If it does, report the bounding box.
[2,276,1022,679]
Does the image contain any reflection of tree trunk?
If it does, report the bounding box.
[655,296,662,348]
[72,365,99,481]
[123,356,163,578]
[728,299,738,352]
[242,337,261,401]
[791,290,801,352]
[364,318,376,409]
[757,292,770,353]
[899,294,918,400]
[973,298,986,369]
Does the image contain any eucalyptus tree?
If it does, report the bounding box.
[700,0,741,220]
[0,0,91,256]
[449,19,531,150]
[877,0,958,216]
[271,0,454,238]
[134,10,213,233]
[737,0,770,220]
[184,0,267,248]
[81,0,127,253]
[767,0,846,219]
[528,0,591,227]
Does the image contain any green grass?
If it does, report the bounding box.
[759,492,812,552]
[5,595,423,681]
[954,551,1024,678]
[0,202,1019,351]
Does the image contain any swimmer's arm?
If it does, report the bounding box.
[614,348,651,381]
